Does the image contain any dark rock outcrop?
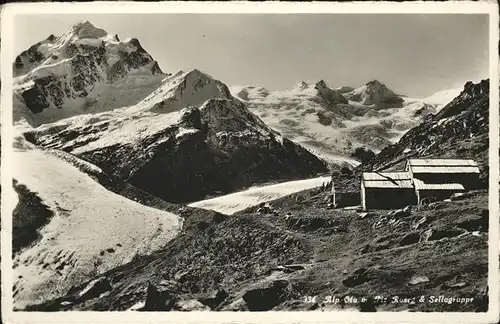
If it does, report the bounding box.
[12,179,55,254]
[143,282,176,311]
[314,80,348,104]
[342,268,370,287]
[242,280,290,311]
[421,227,465,241]
[198,289,228,310]
[351,147,376,164]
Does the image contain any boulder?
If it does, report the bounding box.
[358,212,374,219]
[389,209,411,219]
[198,289,228,310]
[450,193,466,201]
[359,297,377,312]
[309,302,320,310]
[269,266,296,274]
[457,211,488,232]
[242,280,290,311]
[450,192,477,201]
[399,232,420,246]
[224,297,248,311]
[257,204,274,214]
[409,275,430,286]
[175,299,211,311]
[449,282,467,289]
[269,264,305,274]
[143,282,176,311]
[284,264,306,271]
[412,217,428,230]
[342,268,370,287]
[421,227,465,242]
[127,301,146,311]
[403,205,413,213]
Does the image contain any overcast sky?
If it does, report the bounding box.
[12,13,489,97]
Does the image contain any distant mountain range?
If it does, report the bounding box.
[231,80,461,166]
[13,20,462,168]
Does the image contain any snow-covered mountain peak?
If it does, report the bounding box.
[13,22,168,126]
[131,68,233,114]
[68,20,108,39]
[233,77,468,167]
[366,79,384,87]
[184,68,215,83]
[344,79,400,106]
[199,98,270,134]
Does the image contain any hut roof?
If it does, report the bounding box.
[406,159,480,174]
[362,172,413,189]
[413,178,465,191]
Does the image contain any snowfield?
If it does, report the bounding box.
[12,137,183,308]
[188,176,331,215]
[230,82,462,166]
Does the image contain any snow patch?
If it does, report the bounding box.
[12,137,182,308]
[188,176,331,215]
[176,127,200,139]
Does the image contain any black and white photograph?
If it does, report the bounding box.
[1,2,498,323]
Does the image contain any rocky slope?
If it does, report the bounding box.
[360,79,490,184]
[22,70,328,203]
[13,21,167,126]
[231,80,461,166]
[24,188,489,312]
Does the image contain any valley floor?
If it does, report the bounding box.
[25,186,489,312]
